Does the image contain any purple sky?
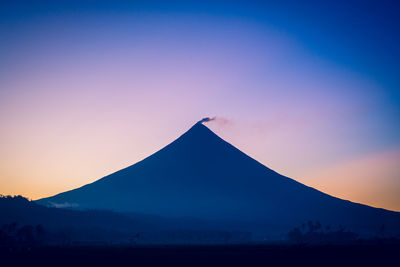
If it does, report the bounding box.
[0,1,399,211]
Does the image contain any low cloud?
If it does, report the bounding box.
[49,202,79,208]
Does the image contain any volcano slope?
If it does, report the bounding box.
[37,122,400,238]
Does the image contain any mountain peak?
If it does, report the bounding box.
[178,119,220,144]
[190,120,213,131]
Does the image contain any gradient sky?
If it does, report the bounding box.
[1,0,399,211]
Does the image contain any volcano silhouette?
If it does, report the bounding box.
[37,121,400,236]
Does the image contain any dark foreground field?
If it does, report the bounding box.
[1,243,399,267]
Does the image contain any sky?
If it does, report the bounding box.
[0,0,399,211]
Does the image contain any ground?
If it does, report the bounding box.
[1,243,399,267]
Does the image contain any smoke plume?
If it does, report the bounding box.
[199,117,216,124]
[198,117,233,127]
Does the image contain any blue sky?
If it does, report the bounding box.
[1,0,399,210]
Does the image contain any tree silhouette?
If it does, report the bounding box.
[17,225,35,244]
[288,221,358,244]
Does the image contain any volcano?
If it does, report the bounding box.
[37,120,400,237]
